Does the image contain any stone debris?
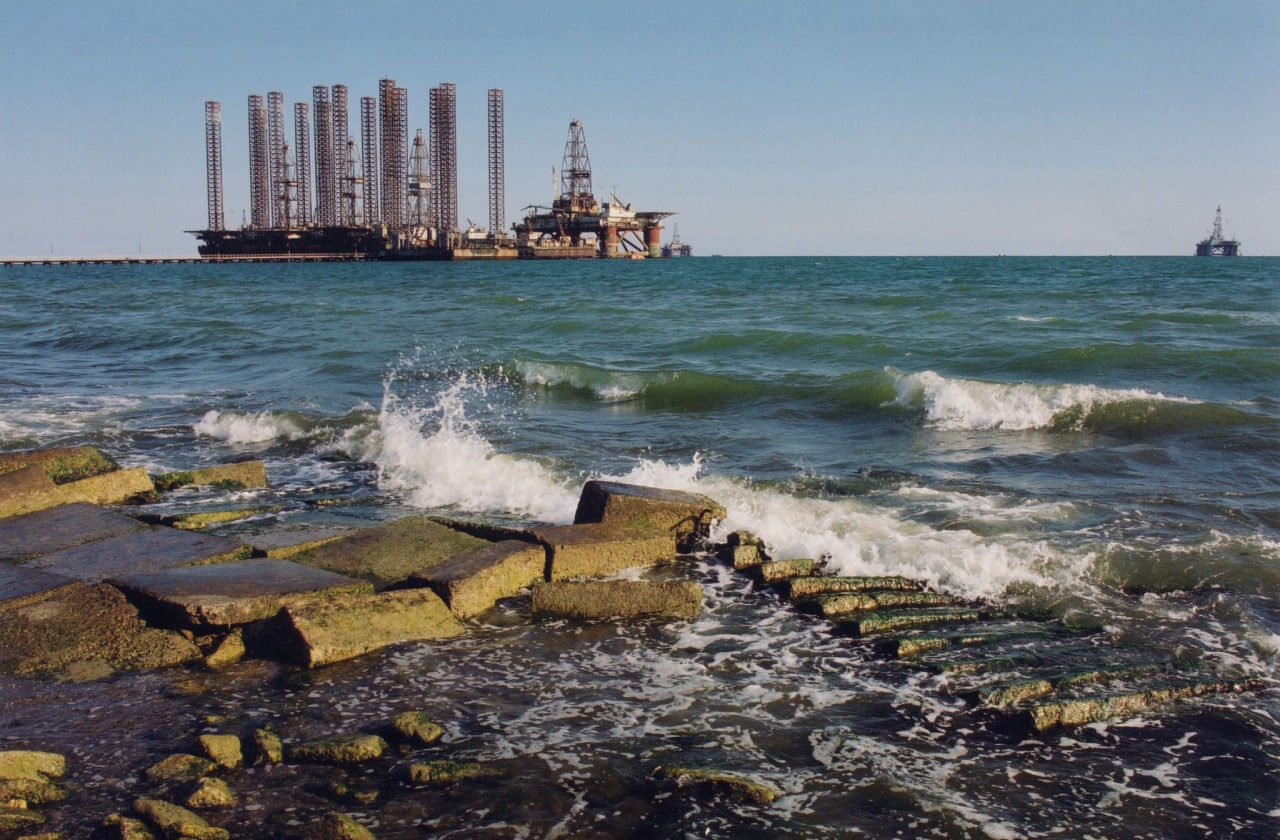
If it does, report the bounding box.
[407,760,490,785]
[0,751,65,782]
[531,579,702,621]
[184,776,237,810]
[197,734,243,771]
[310,812,378,840]
[752,557,820,586]
[144,754,217,785]
[253,728,284,764]
[132,797,230,840]
[390,711,445,747]
[289,734,388,765]
[529,522,676,581]
[573,479,726,551]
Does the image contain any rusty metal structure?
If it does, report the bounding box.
[203,102,224,231]
[193,83,677,260]
[488,89,505,235]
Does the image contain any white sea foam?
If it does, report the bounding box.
[193,409,305,444]
[511,359,651,402]
[889,369,1193,431]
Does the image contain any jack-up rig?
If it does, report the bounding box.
[1194,206,1241,256]
[189,82,677,261]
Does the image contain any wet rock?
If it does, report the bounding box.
[407,760,490,785]
[321,772,378,805]
[653,765,780,804]
[787,575,927,601]
[309,812,377,840]
[202,631,245,671]
[132,797,229,840]
[197,735,242,771]
[390,711,444,747]
[0,564,79,609]
[250,527,351,560]
[144,754,217,785]
[1026,678,1265,731]
[141,508,276,531]
[252,728,283,764]
[276,587,464,668]
[23,527,250,584]
[153,461,268,492]
[0,806,45,831]
[532,579,702,621]
[529,523,676,581]
[815,590,964,618]
[287,516,491,590]
[289,734,387,765]
[718,530,769,570]
[837,608,986,636]
[573,480,726,551]
[0,446,117,484]
[100,813,157,839]
[0,752,65,783]
[753,558,819,585]
[409,539,546,618]
[0,503,147,563]
[110,557,371,630]
[0,777,67,806]
[184,777,237,810]
[0,583,200,678]
[0,461,155,520]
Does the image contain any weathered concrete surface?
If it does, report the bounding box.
[249,526,353,560]
[153,461,268,492]
[754,558,819,585]
[573,480,726,550]
[0,583,201,677]
[718,530,770,569]
[0,503,148,562]
[289,734,388,765]
[276,587,465,667]
[429,516,537,544]
[529,523,676,581]
[21,526,249,583]
[110,557,372,629]
[787,575,927,601]
[410,539,547,618]
[0,565,78,608]
[407,760,491,785]
[288,516,491,589]
[0,446,117,484]
[0,465,155,519]
[532,579,702,621]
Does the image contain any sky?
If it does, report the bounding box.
[0,1,1275,257]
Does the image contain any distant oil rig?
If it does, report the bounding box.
[190,80,681,260]
[1194,206,1241,256]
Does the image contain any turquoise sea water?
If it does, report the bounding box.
[1,256,1278,837]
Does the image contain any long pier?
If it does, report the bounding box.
[0,253,370,267]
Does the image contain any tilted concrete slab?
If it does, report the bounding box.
[532,579,702,621]
[0,465,154,519]
[410,539,548,619]
[21,527,249,583]
[0,564,78,607]
[287,516,491,589]
[277,587,465,667]
[109,557,372,629]
[0,503,148,562]
[572,480,726,551]
[528,522,676,581]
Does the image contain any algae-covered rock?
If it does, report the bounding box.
[289,734,387,765]
[530,523,676,581]
[310,812,377,840]
[531,579,702,621]
[754,558,818,585]
[0,777,67,806]
[411,539,546,619]
[202,631,245,671]
[407,760,489,785]
[144,754,217,784]
[0,446,117,484]
[0,806,45,831]
[322,773,379,805]
[198,735,242,771]
[654,765,780,804]
[252,728,284,765]
[132,797,229,840]
[100,813,157,840]
[153,462,268,492]
[390,711,444,747]
[573,480,725,551]
[288,516,490,589]
[0,751,65,782]
[184,777,237,810]
[719,530,769,569]
[787,576,927,600]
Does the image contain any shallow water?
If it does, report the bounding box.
[1,256,1277,837]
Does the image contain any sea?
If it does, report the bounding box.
[0,256,1277,838]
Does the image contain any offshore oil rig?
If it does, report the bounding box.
[190,80,676,260]
[1194,206,1241,256]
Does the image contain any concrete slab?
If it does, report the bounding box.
[0,564,78,607]
[0,503,148,562]
[0,446,117,483]
[410,539,548,618]
[248,526,354,559]
[572,480,726,551]
[0,465,154,519]
[528,523,676,581]
[532,579,702,621]
[154,461,268,492]
[21,527,249,582]
[278,587,465,667]
[109,557,373,629]
[288,516,491,589]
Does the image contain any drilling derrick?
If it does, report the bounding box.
[332,85,351,225]
[204,101,224,231]
[557,119,596,215]
[312,86,336,227]
[488,89,505,236]
[248,95,270,229]
[430,83,458,233]
[408,129,432,234]
[267,92,287,228]
[361,96,380,226]
[379,79,407,231]
[340,138,363,226]
[293,102,312,227]
[1194,205,1241,256]
[276,142,298,230]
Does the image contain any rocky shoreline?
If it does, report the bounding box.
[0,446,1266,838]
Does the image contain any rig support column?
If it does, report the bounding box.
[293,102,312,227]
[204,101,224,231]
[248,94,270,230]
[488,88,505,235]
[645,225,662,259]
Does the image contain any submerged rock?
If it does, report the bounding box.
[390,711,444,747]
[289,734,388,765]
[0,751,65,782]
[531,579,702,621]
[310,812,377,840]
[198,734,242,771]
[184,776,237,810]
[0,806,45,831]
[100,813,158,840]
[153,461,268,492]
[407,760,490,785]
[0,776,67,807]
[132,797,229,840]
[144,754,217,785]
[654,765,780,804]
[252,728,284,765]
[753,558,819,585]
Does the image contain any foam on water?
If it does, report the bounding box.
[509,358,653,402]
[193,409,305,444]
[890,368,1195,431]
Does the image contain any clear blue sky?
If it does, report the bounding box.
[1,1,1275,256]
